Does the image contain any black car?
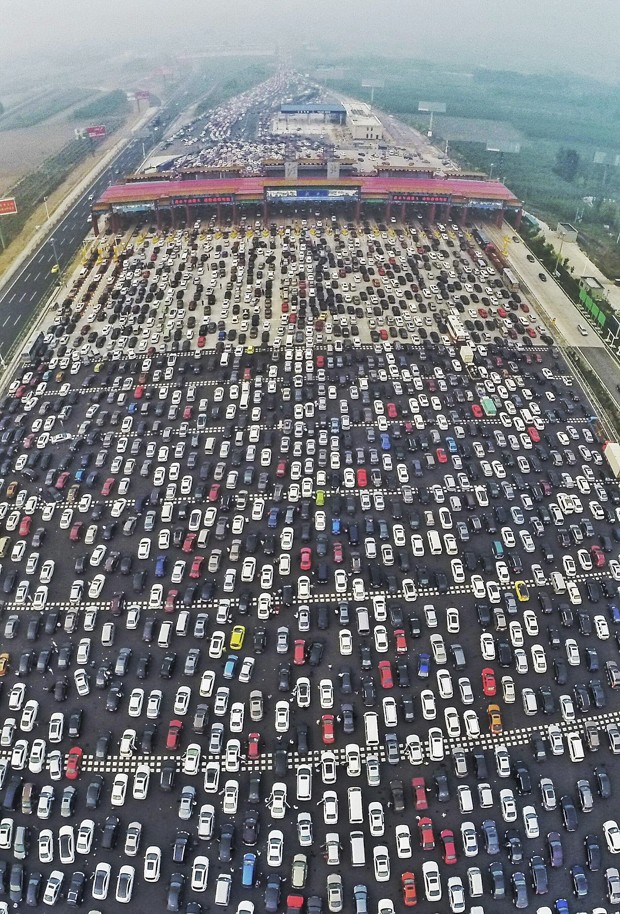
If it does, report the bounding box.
[584,833,601,871]
[560,795,578,831]
[489,861,506,899]
[530,855,548,894]
[504,828,523,864]
[546,830,563,867]
[160,763,175,792]
[106,682,123,711]
[101,815,119,849]
[594,765,612,798]
[242,810,259,846]
[172,830,190,864]
[390,779,405,812]
[434,767,450,802]
[85,775,104,809]
[265,874,281,913]
[167,873,185,913]
[218,823,235,863]
[66,870,86,907]
[513,761,532,795]
[68,709,82,737]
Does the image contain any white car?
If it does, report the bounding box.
[76,818,94,854]
[421,690,436,720]
[423,860,442,902]
[523,805,539,838]
[437,670,453,699]
[480,633,496,660]
[267,829,284,867]
[322,791,339,825]
[500,788,518,822]
[191,856,209,892]
[111,773,128,807]
[405,734,423,765]
[133,765,150,800]
[428,728,444,761]
[222,780,239,815]
[395,824,412,859]
[373,845,391,882]
[128,689,144,718]
[275,701,289,733]
[374,626,389,653]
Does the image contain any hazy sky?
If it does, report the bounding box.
[1,0,618,79]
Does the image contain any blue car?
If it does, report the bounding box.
[417,652,431,679]
[446,436,458,454]
[242,853,256,887]
[267,508,279,529]
[128,401,138,413]
[608,602,620,624]
[331,518,341,535]
[380,433,391,451]
[74,469,86,482]
[155,555,167,578]
[223,654,238,680]
[554,900,569,914]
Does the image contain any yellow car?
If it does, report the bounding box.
[515,581,530,602]
[487,704,503,736]
[315,490,325,507]
[230,625,246,651]
[0,653,9,677]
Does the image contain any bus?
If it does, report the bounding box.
[447,315,468,343]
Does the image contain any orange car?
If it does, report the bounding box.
[0,653,9,677]
[487,703,503,735]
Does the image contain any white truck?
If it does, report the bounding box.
[604,441,620,478]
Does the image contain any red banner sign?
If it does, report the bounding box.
[86,125,106,139]
[0,197,17,216]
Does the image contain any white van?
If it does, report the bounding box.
[550,571,566,594]
[350,831,366,867]
[175,611,190,636]
[363,712,380,747]
[214,873,232,906]
[197,528,210,549]
[157,620,173,648]
[427,530,443,555]
[348,787,364,824]
[204,437,216,455]
[467,867,484,897]
[356,607,370,635]
[160,502,174,524]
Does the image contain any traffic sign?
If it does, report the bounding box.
[0,197,17,216]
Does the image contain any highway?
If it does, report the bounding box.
[0,129,158,357]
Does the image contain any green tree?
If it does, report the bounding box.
[553,147,580,182]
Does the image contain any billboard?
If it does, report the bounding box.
[392,193,449,204]
[474,200,504,210]
[136,91,150,101]
[87,125,106,139]
[266,187,359,203]
[0,197,17,216]
[170,194,233,206]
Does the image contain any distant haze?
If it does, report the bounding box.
[0,0,618,80]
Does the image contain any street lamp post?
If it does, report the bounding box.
[43,196,50,222]
[554,230,567,276]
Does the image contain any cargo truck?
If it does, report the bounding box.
[604,441,620,478]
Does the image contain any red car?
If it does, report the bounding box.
[134,385,144,399]
[55,472,70,491]
[65,746,83,780]
[440,828,457,864]
[394,629,407,654]
[197,335,206,348]
[69,522,84,542]
[316,355,325,368]
[411,777,428,810]
[293,640,306,666]
[527,426,540,443]
[189,555,204,579]
[332,542,343,564]
[526,327,537,338]
[247,733,261,759]
[276,460,287,479]
[498,307,508,318]
[356,468,368,487]
[402,872,417,907]
[436,448,448,464]
[164,589,179,613]
[101,477,115,496]
[321,714,335,744]
[481,667,497,697]
[378,660,394,689]
[286,897,303,912]
[183,406,192,420]
[379,329,388,340]
[18,516,32,537]
[478,308,488,318]
[520,302,530,313]
[300,548,312,571]
[386,402,398,418]
[419,817,435,850]
[208,484,220,502]
[471,404,483,418]
[182,533,197,554]
[591,545,606,568]
[166,720,183,750]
